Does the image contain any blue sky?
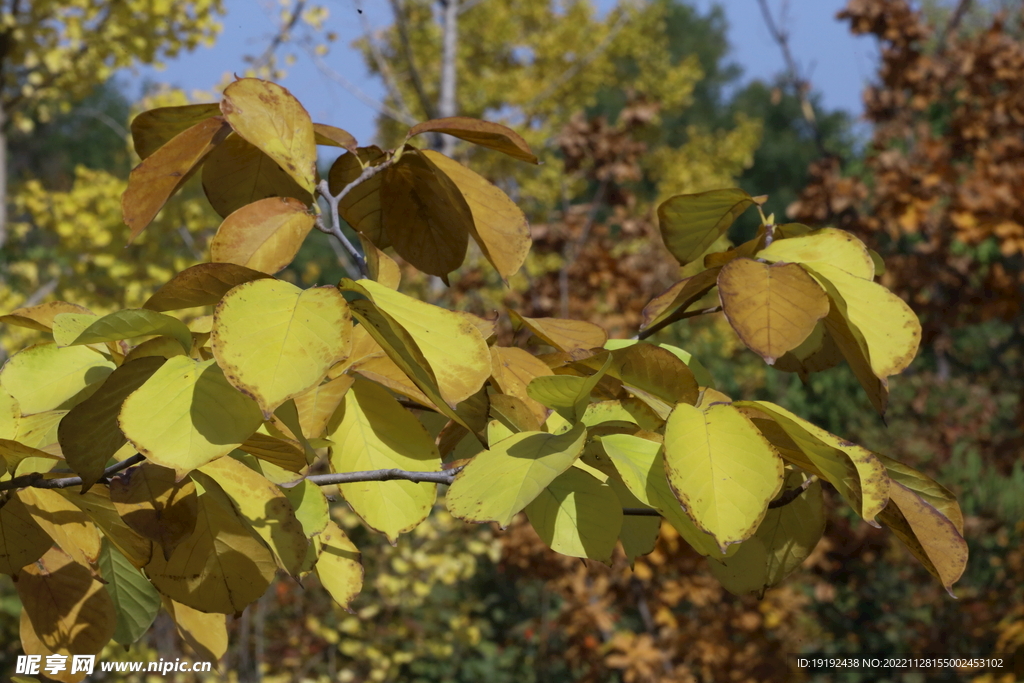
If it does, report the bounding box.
[121,0,877,145]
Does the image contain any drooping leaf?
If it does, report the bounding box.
[407,117,538,163]
[707,469,825,596]
[313,123,357,151]
[757,228,875,280]
[18,487,102,570]
[489,346,553,424]
[144,472,277,613]
[212,279,352,416]
[239,432,307,472]
[657,189,755,266]
[210,196,315,274]
[143,263,272,312]
[639,267,721,332]
[293,375,354,440]
[202,133,313,218]
[54,309,193,354]
[327,379,441,543]
[878,454,963,534]
[738,400,890,524]
[0,494,53,574]
[220,78,318,192]
[446,424,587,528]
[805,262,922,379]
[118,356,264,478]
[122,116,231,241]
[327,146,388,248]
[343,279,490,406]
[200,456,309,576]
[58,357,164,490]
[821,304,890,415]
[0,343,115,415]
[599,433,728,557]
[0,301,92,333]
[423,150,531,279]
[525,465,623,562]
[508,310,607,352]
[381,148,473,279]
[0,439,59,475]
[97,540,161,646]
[130,103,222,159]
[717,258,829,364]
[358,234,402,289]
[16,546,116,657]
[109,462,198,559]
[313,520,363,609]
[663,403,784,551]
[163,597,228,662]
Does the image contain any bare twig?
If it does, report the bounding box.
[388,0,436,119]
[251,0,308,74]
[0,453,145,493]
[354,0,416,122]
[21,278,59,308]
[315,156,397,279]
[635,305,723,341]
[306,467,459,486]
[306,44,418,126]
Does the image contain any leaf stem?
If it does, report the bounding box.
[634,305,723,341]
[767,475,817,509]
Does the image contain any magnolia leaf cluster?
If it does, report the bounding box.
[0,79,966,671]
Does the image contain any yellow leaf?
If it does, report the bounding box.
[446,424,587,529]
[144,472,277,613]
[407,116,539,163]
[14,410,66,450]
[508,310,607,352]
[212,279,352,416]
[580,342,699,406]
[821,305,889,415]
[0,301,93,333]
[0,494,52,574]
[17,546,116,657]
[0,343,115,415]
[657,189,755,266]
[382,148,473,279]
[122,116,231,241]
[346,279,490,406]
[423,150,531,279]
[57,487,152,569]
[239,431,307,472]
[738,400,890,525]
[313,520,363,609]
[358,234,401,289]
[202,133,313,218]
[130,102,222,159]
[878,454,963,534]
[327,379,441,542]
[663,403,784,551]
[118,356,264,478]
[489,393,544,433]
[123,337,188,363]
[211,196,315,274]
[525,466,623,562]
[758,228,875,280]
[109,462,198,560]
[313,122,357,152]
[717,258,829,364]
[489,346,553,425]
[805,262,922,378]
[143,262,272,312]
[163,597,228,662]
[220,78,317,193]
[17,486,100,571]
[292,374,353,442]
[327,146,388,248]
[200,456,309,576]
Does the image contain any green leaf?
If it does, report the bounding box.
[525,466,622,562]
[97,539,161,645]
[447,423,587,528]
[599,433,730,558]
[663,403,784,551]
[527,353,613,421]
[657,189,755,266]
[0,343,115,415]
[327,378,441,543]
[58,357,164,490]
[281,479,330,537]
[54,309,193,353]
[118,357,264,478]
[607,475,660,564]
[212,278,352,416]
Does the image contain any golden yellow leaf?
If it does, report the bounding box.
[717,258,830,364]
[122,116,231,241]
[0,301,93,333]
[220,78,317,193]
[407,116,539,163]
[212,279,352,416]
[358,234,401,289]
[57,487,152,569]
[489,346,553,425]
[313,122,357,152]
[293,375,354,439]
[0,494,53,574]
[109,462,198,560]
[313,520,364,609]
[210,197,314,274]
[423,150,531,279]
[238,432,307,473]
[758,228,875,280]
[640,267,720,332]
[508,310,607,352]
[163,597,228,662]
[657,189,755,266]
[130,102,222,159]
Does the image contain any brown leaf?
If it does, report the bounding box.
[130,102,222,159]
[202,133,313,218]
[407,116,539,163]
[327,146,389,248]
[143,262,273,312]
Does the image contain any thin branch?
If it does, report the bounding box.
[560,180,609,318]
[21,278,59,308]
[354,0,417,122]
[388,0,436,119]
[0,453,145,493]
[936,0,973,56]
[315,156,398,279]
[306,468,459,486]
[251,0,308,73]
[305,43,418,126]
[622,508,662,517]
[634,305,723,341]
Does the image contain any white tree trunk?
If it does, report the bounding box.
[438,0,459,156]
